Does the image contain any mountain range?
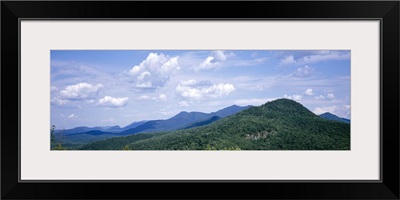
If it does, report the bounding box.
[79,99,351,150]
[54,105,251,148]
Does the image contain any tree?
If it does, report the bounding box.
[53,143,65,150]
[50,125,56,143]
[205,144,217,150]
[51,125,65,150]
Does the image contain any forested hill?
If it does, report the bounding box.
[80,99,350,150]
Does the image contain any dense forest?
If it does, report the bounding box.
[78,99,350,150]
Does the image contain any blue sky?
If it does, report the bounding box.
[51,50,350,129]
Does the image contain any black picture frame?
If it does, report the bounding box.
[1,1,399,199]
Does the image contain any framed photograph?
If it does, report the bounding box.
[2,1,399,199]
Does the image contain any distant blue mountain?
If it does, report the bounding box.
[55,126,122,135]
[183,116,221,129]
[116,120,164,135]
[58,105,251,148]
[118,105,251,135]
[100,125,123,132]
[55,121,148,135]
[121,120,148,131]
[212,105,252,118]
[68,130,116,136]
[319,112,350,124]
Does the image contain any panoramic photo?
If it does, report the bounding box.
[50,50,350,150]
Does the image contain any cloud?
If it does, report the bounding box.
[138,94,167,101]
[86,99,96,104]
[181,79,212,86]
[279,51,350,66]
[292,66,314,78]
[313,106,337,115]
[176,80,235,99]
[284,94,302,101]
[157,94,167,101]
[232,76,277,91]
[97,96,129,108]
[281,55,296,65]
[181,51,267,71]
[212,50,228,61]
[195,51,234,71]
[234,98,277,106]
[313,104,351,118]
[181,79,197,86]
[51,61,92,78]
[314,93,335,100]
[51,97,68,105]
[302,51,350,63]
[304,88,313,96]
[315,95,325,100]
[68,114,77,119]
[138,95,151,100]
[327,93,335,99]
[178,100,190,107]
[59,83,103,100]
[198,56,219,70]
[128,53,180,90]
[50,86,58,92]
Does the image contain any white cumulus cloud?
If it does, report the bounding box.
[158,94,167,101]
[280,55,296,65]
[176,80,235,99]
[181,79,198,86]
[51,96,68,105]
[304,88,313,96]
[128,53,180,90]
[315,93,335,100]
[195,51,233,71]
[59,83,103,100]
[212,50,230,61]
[327,93,335,99]
[68,114,77,119]
[198,56,218,71]
[97,96,129,108]
[284,94,302,101]
[315,95,325,100]
[293,66,314,78]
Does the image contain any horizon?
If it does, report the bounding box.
[51,50,351,129]
[55,103,252,130]
[53,99,350,130]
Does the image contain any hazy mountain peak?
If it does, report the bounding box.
[319,112,350,124]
